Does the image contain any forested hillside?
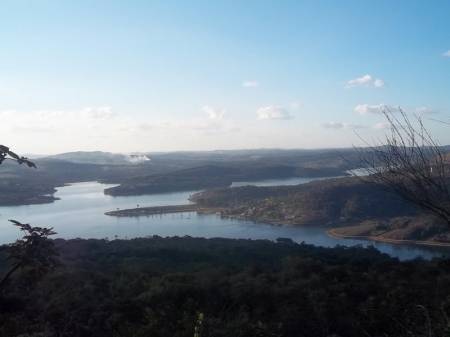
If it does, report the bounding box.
[192,176,450,243]
[0,148,362,205]
[0,237,449,337]
[192,176,418,225]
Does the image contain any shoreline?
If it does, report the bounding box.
[105,204,224,217]
[105,204,299,227]
[104,203,450,249]
[327,228,450,248]
[0,195,59,207]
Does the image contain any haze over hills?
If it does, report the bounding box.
[0,148,367,204]
[43,151,150,165]
[1,146,449,205]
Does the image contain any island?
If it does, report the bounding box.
[105,204,223,217]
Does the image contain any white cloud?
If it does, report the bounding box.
[354,104,398,115]
[415,106,436,115]
[190,121,237,133]
[347,74,372,86]
[373,122,391,130]
[346,74,385,88]
[81,106,115,120]
[161,106,239,134]
[355,104,435,116]
[202,105,225,120]
[118,120,171,134]
[322,122,346,129]
[120,106,238,135]
[189,119,239,134]
[354,104,382,114]
[12,125,56,133]
[0,106,245,153]
[350,124,366,129]
[256,105,293,120]
[373,79,385,88]
[289,101,302,110]
[242,80,260,88]
[136,123,154,132]
[1,107,120,134]
[442,50,450,57]
[322,122,366,130]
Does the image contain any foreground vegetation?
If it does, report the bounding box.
[0,236,450,337]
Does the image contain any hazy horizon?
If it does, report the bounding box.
[21,142,450,158]
[1,1,449,154]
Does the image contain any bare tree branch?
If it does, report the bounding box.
[429,117,450,126]
[355,108,450,226]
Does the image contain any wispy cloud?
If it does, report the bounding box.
[256,105,293,120]
[12,125,56,133]
[202,105,225,120]
[355,104,436,116]
[415,106,436,115]
[118,106,232,135]
[354,104,384,114]
[373,79,385,87]
[81,106,116,120]
[0,107,120,134]
[322,121,366,130]
[354,104,398,115]
[289,101,302,110]
[178,106,239,134]
[135,123,154,132]
[118,106,238,135]
[242,80,260,88]
[0,106,243,153]
[443,50,450,57]
[373,122,391,130]
[346,74,385,88]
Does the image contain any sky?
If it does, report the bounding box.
[1,0,449,154]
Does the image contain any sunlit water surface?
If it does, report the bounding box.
[0,179,449,261]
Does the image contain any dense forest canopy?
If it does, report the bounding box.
[1,236,450,337]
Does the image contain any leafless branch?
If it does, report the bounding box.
[355,108,450,226]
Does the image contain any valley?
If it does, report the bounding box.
[0,148,360,205]
[2,148,450,250]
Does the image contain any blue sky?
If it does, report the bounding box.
[1,0,449,153]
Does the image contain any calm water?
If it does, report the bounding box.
[231,176,337,187]
[0,180,449,261]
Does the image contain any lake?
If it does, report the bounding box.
[0,179,449,261]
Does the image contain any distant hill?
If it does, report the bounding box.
[192,176,417,225]
[44,151,150,165]
[104,163,346,196]
[1,147,363,204]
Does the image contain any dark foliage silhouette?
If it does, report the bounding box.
[0,220,57,290]
[0,145,57,292]
[0,237,449,337]
[0,145,36,168]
